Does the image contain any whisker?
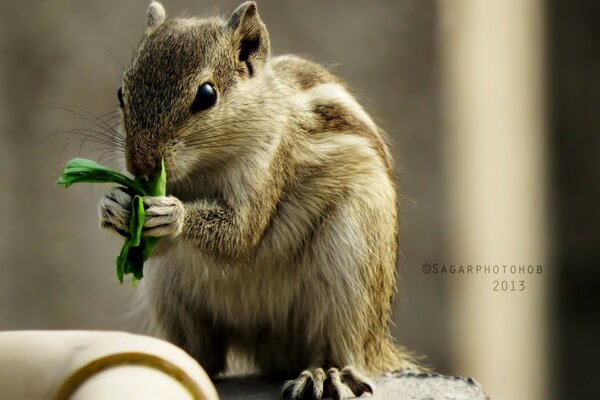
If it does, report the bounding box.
[49,129,125,148]
[182,129,267,142]
[177,116,280,140]
[43,105,123,138]
[180,130,269,147]
[183,142,269,152]
[182,135,269,149]
[94,42,126,72]
[43,115,124,144]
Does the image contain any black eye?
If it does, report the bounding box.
[117,86,124,108]
[191,83,217,113]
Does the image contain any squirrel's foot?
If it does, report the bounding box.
[282,366,374,400]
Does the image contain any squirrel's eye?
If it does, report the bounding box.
[117,86,124,108]
[191,83,217,113]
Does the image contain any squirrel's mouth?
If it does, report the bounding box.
[126,147,184,184]
[160,155,191,185]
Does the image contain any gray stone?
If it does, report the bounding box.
[215,372,487,400]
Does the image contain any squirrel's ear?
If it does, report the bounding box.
[147,2,166,31]
[227,2,270,75]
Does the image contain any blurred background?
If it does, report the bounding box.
[0,1,598,400]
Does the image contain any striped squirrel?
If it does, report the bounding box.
[98,2,419,399]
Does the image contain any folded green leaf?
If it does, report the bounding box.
[56,158,146,194]
[57,158,167,284]
[130,195,144,247]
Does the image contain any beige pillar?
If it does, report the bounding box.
[439,1,548,400]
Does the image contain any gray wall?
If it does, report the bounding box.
[0,0,445,377]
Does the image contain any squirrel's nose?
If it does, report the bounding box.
[127,153,159,178]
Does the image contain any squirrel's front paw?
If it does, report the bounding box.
[99,189,184,238]
[98,187,132,237]
[142,195,185,237]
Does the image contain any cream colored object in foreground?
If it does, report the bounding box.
[0,331,219,400]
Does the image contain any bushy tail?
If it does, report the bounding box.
[370,338,428,374]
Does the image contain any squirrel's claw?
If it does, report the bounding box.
[282,366,373,400]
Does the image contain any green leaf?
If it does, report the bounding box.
[116,240,130,283]
[57,157,167,284]
[143,159,167,196]
[56,158,145,194]
[142,237,160,261]
[129,195,145,247]
[135,159,167,262]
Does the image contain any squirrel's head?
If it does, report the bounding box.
[119,1,272,181]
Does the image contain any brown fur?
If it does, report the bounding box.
[272,55,341,90]
[98,2,420,399]
[310,101,393,178]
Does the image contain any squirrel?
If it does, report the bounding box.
[98,2,420,399]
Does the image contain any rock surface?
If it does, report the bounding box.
[215,371,487,400]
